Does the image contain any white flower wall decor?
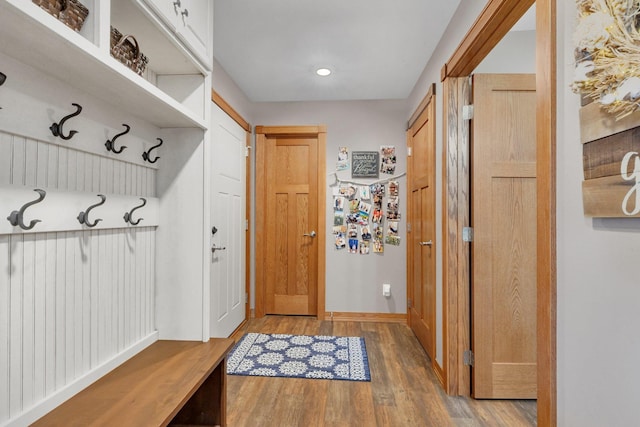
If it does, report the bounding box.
[572,0,640,119]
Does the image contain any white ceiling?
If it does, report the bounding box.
[213,0,463,102]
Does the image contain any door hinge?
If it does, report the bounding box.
[407,298,412,309]
[245,146,251,157]
[245,292,249,304]
[462,226,474,242]
[407,222,412,233]
[464,350,474,366]
[245,219,249,230]
[462,105,474,120]
[407,147,412,156]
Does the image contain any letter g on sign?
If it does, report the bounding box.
[621,151,640,216]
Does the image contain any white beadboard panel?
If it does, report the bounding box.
[0,187,160,235]
[9,234,23,418]
[0,228,156,423]
[0,130,157,197]
[0,235,9,423]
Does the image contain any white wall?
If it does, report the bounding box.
[212,58,253,124]
[557,3,640,426]
[251,100,408,314]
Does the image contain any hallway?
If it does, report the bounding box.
[227,316,536,426]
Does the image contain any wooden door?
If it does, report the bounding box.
[407,89,436,361]
[209,103,247,338]
[471,73,537,399]
[256,126,326,316]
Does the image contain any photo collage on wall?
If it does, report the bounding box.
[333,146,402,254]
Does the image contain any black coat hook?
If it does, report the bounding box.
[142,138,163,163]
[123,197,146,225]
[0,72,6,110]
[77,194,106,228]
[105,124,130,154]
[50,103,82,140]
[7,189,46,230]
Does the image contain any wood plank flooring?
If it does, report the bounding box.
[226,316,536,427]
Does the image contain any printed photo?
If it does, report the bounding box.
[337,146,349,171]
[380,145,397,175]
[359,185,371,200]
[385,235,401,246]
[389,180,399,196]
[387,221,399,236]
[372,222,384,240]
[361,225,372,240]
[349,198,360,213]
[334,211,345,226]
[372,208,384,223]
[358,200,372,215]
[373,239,384,253]
[360,241,370,255]
[348,238,359,254]
[334,196,345,211]
[332,225,347,235]
[386,196,400,220]
[335,233,346,250]
[347,223,359,238]
[370,183,385,197]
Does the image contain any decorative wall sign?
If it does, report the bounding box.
[580,102,640,217]
[352,151,379,178]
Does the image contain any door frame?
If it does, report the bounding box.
[440,0,556,425]
[211,90,252,326]
[254,125,327,320]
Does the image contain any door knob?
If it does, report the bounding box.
[211,244,226,254]
[419,240,433,246]
[303,231,317,238]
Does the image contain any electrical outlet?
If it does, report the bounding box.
[382,283,391,297]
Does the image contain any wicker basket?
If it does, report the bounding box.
[110,26,149,77]
[32,0,89,32]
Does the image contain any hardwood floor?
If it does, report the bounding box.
[227,316,536,427]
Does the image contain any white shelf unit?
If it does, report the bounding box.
[0,0,214,424]
[0,0,208,129]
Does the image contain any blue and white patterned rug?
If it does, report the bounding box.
[227,333,371,381]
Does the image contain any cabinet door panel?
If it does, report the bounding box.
[145,0,179,30]
[178,0,212,66]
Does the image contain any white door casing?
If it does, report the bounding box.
[210,103,246,338]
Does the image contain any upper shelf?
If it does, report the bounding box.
[0,0,208,129]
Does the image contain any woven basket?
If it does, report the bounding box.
[110,26,149,77]
[32,0,89,32]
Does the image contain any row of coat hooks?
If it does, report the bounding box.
[6,189,148,231]
[50,103,162,163]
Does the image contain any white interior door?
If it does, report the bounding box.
[210,103,246,338]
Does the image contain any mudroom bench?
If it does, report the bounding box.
[33,339,235,427]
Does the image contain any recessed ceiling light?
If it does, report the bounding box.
[316,68,331,77]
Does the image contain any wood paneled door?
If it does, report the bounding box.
[471,73,537,399]
[255,126,326,318]
[407,85,437,364]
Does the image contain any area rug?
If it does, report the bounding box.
[227,333,371,381]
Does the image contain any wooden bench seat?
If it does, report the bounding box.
[33,339,235,427]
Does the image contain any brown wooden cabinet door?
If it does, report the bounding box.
[471,73,537,399]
